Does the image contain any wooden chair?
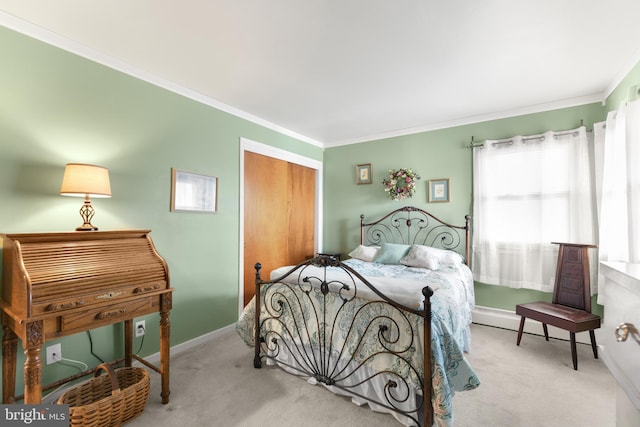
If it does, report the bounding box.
[516,243,600,370]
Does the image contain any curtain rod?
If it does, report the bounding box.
[469,127,585,149]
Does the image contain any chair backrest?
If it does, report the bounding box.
[551,243,596,312]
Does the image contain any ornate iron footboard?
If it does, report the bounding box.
[253,255,434,427]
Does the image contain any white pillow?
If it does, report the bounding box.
[400,245,463,270]
[399,245,441,269]
[439,249,464,267]
[348,245,380,262]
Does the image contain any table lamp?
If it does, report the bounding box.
[60,163,111,231]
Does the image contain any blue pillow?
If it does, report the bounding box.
[373,243,411,264]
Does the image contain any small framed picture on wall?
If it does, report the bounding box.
[428,178,450,203]
[356,163,372,185]
[170,168,218,213]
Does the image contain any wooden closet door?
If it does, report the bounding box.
[286,161,316,263]
[243,151,316,306]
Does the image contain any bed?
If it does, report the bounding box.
[236,206,479,426]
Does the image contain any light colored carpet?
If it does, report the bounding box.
[126,323,616,427]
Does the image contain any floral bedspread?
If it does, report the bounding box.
[236,259,480,426]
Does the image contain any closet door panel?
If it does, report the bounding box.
[243,151,316,306]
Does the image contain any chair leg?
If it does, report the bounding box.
[542,323,549,341]
[589,330,599,359]
[570,332,578,370]
[517,317,525,345]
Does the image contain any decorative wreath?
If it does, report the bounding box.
[382,168,420,201]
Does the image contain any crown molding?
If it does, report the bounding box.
[0,12,323,148]
[325,93,604,148]
[3,11,629,150]
[604,47,640,102]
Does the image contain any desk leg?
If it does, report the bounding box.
[160,295,171,404]
[2,325,18,403]
[23,321,44,404]
[124,319,133,367]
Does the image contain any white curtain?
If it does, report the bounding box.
[595,99,640,302]
[472,126,596,292]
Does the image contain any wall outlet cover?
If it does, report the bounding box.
[46,343,61,364]
[135,320,145,337]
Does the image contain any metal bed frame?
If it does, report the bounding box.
[252,207,470,426]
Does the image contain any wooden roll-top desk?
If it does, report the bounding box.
[0,230,173,404]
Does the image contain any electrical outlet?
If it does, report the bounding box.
[46,343,62,365]
[135,320,145,337]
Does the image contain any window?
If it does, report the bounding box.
[472,127,596,292]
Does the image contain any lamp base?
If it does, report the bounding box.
[76,197,98,231]
[76,223,98,231]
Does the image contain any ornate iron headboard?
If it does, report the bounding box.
[360,206,471,266]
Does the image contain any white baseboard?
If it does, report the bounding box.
[139,323,236,366]
[144,309,592,367]
[142,308,591,367]
[472,305,592,345]
[43,325,237,403]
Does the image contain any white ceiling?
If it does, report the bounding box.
[1,1,640,147]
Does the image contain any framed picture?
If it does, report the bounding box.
[428,178,450,203]
[356,163,372,185]
[170,168,218,213]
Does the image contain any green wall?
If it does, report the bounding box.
[0,26,322,395]
[323,104,605,312]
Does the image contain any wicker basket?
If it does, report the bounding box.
[57,363,150,427]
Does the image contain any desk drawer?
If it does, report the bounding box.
[60,297,157,333]
[32,281,167,316]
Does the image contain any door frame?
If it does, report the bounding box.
[239,137,323,315]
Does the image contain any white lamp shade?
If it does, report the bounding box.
[60,163,112,198]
